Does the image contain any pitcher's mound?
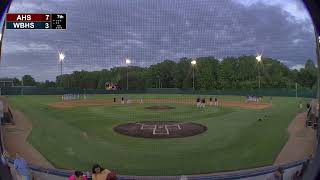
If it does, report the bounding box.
[144,106,176,110]
[114,121,207,138]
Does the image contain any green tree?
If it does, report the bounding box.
[196,57,220,89]
[22,75,36,86]
[297,59,317,89]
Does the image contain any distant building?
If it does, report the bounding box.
[0,78,14,88]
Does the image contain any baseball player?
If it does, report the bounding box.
[196,97,201,108]
[201,98,206,108]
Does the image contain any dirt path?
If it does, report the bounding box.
[48,98,271,110]
[3,110,53,168]
[274,112,316,165]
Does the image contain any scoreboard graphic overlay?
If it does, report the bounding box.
[6,14,66,30]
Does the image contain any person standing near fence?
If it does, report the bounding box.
[1,151,10,172]
[68,171,87,180]
[13,153,31,180]
[267,167,284,180]
[91,164,110,180]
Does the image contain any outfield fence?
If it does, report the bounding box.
[0,87,316,98]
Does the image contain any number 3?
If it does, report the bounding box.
[45,23,49,29]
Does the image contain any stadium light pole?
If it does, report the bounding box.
[256,54,262,89]
[59,52,65,76]
[125,58,131,90]
[191,59,197,91]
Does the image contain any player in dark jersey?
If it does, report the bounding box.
[196,97,201,108]
[201,98,206,108]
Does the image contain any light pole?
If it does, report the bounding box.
[158,77,161,88]
[21,76,24,95]
[256,54,262,89]
[125,58,131,90]
[59,52,65,76]
[191,59,197,91]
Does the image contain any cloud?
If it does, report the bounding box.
[9,1,50,13]
[1,0,316,81]
[291,64,304,70]
[233,0,310,22]
[292,39,304,45]
[3,42,53,54]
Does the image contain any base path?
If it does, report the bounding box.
[274,112,316,165]
[3,110,53,168]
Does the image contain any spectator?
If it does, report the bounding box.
[1,151,10,172]
[106,171,117,180]
[267,167,284,180]
[1,151,8,166]
[13,153,31,180]
[294,160,310,180]
[68,171,87,180]
[291,171,299,180]
[91,164,110,180]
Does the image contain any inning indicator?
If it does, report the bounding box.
[5,13,66,30]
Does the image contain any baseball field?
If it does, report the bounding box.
[6,94,307,175]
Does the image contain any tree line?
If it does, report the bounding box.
[14,55,317,90]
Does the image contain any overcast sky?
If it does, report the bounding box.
[0,0,316,81]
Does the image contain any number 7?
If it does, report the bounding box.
[46,15,50,20]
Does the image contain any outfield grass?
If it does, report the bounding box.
[7,94,307,175]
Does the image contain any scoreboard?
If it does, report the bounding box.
[6,14,66,30]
